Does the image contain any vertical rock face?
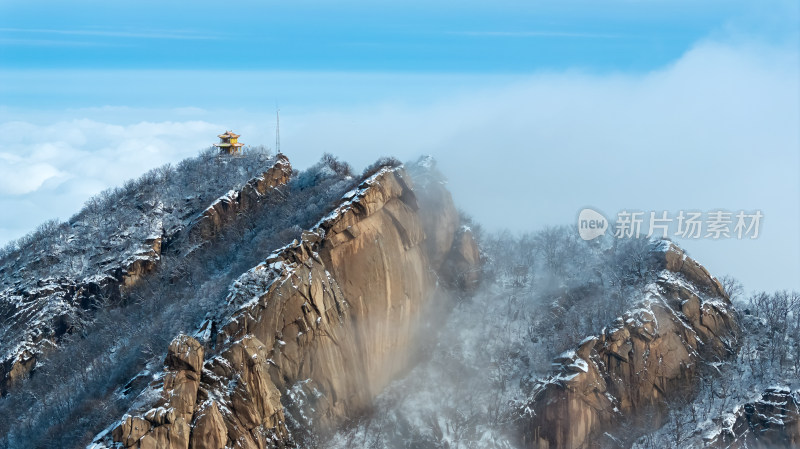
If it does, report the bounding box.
[100,164,478,449]
[113,335,203,449]
[112,335,286,449]
[197,335,287,449]
[189,402,226,449]
[517,243,740,449]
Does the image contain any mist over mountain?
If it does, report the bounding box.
[0,148,797,449]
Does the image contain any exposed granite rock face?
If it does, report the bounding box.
[663,244,727,299]
[517,243,740,449]
[196,335,287,449]
[710,387,800,449]
[190,154,292,241]
[112,335,203,449]
[111,335,286,449]
[120,237,163,289]
[100,164,478,448]
[189,401,226,449]
[0,157,292,397]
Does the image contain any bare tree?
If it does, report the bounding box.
[718,275,744,303]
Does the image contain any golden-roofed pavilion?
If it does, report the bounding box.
[214,130,244,155]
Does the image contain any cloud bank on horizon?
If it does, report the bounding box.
[0,0,797,293]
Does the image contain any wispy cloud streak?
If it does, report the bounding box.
[0,27,220,40]
[450,30,627,39]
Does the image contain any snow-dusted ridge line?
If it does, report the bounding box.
[90,160,425,448]
[0,156,289,395]
[516,242,741,448]
[222,164,404,315]
[314,164,400,230]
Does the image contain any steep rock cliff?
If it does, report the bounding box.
[517,243,740,449]
[100,162,477,448]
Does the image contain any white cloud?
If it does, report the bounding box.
[0,153,65,195]
[282,40,799,292]
[0,40,796,293]
[0,119,221,243]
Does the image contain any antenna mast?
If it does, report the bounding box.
[275,109,281,155]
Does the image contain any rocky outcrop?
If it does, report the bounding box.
[120,236,163,289]
[0,272,130,396]
[189,154,292,241]
[663,243,727,299]
[98,163,478,448]
[112,335,203,449]
[110,334,288,449]
[439,226,481,292]
[0,157,292,397]
[517,243,740,449]
[709,387,800,448]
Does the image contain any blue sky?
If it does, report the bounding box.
[0,1,769,72]
[0,0,798,293]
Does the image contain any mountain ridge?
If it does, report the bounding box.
[0,150,795,449]
[92,161,479,448]
[0,153,292,397]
